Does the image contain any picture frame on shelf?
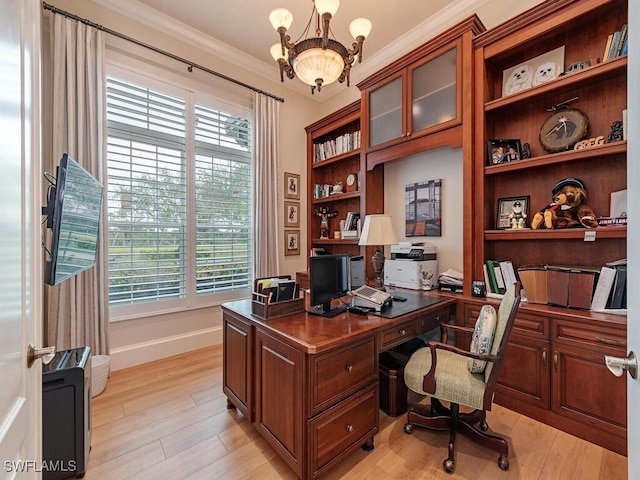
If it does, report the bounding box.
[496,196,530,230]
[487,139,522,165]
[284,230,300,256]
[284,201,300,227]
[502,45,565,97]
[284,172,300,200]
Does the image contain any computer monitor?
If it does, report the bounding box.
[309,253,349,317]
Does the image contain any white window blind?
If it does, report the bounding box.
[106,75,252,309]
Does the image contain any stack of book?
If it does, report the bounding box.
[313,130,361,163]
[255,277,298,304]
[483,259,517,296]
[590,259,627,312]
[603,24,628,61]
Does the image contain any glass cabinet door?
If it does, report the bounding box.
[411,47,457,133]
[368,76,402,148]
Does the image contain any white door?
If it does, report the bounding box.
[627,1,639,476]
[0,0,43,478]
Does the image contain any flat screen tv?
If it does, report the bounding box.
[309,253,349,317]
[42,154,103,286]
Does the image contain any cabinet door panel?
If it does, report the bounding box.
[255,330,304,476]
[495,334,550,410]
[553,345,626,432]
[223,313,253,420]
[411,47,457,132]
[368,76,403,147]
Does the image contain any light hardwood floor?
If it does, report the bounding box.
[86,345,627,480]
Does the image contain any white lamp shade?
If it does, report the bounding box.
[358,214,398,246]
[349,17,372,39]
[314,0,340,16]
[293,47,345,87]
[269,8,293,30]
[270,43,286,61]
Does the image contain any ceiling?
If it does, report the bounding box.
[94,0,489,100]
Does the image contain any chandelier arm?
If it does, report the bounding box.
[348,37,365,63]
[321,13,332,47]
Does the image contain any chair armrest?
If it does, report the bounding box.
[439,322,474,344]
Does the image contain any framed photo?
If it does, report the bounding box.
[284,230,300,255]
[502,45,565,97]
[487,139,522,165]
[284,172,300,200]
[496,196,530,230]
[284,201,300,227]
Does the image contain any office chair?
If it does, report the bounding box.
[403,282,521,473]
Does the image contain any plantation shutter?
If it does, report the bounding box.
[106,77,187,305]
[194,104,252,294]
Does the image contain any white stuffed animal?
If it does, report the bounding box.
[533,62,558,86]
[504,64,533,95]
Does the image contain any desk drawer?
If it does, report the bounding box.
[418,307,449,334]
[552,319,626,354]
[309,383,378,478]
[380,319,420,351]
[310,336,377,414]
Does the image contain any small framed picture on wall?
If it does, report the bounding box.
[284,201,300,227]
[284,172,300,200]
[285,230,300,256]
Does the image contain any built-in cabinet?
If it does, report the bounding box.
[470,0,627,290]
[459,298,627,455]
[305,101,383,282]
[358,15,485,170]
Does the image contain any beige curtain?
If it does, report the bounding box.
[45,13,109,355]
[252,92,281,278]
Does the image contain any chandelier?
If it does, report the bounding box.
[269,0,372,94]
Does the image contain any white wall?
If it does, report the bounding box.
[384,148,464,275]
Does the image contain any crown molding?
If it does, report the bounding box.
[91,0,490,102]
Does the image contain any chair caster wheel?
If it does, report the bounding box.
[479,420,489,431]
[443,458,455,473]
[403,423,413,434]
[498,454,509,470]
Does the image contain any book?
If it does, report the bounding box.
[276,280,297,302]
[607,31,621,60]
[482,263,493,294]
[603,34,613,61]
[614,24,628,58]
[499,260,518,287]
[590,266,616,310]
[607,266,627,309]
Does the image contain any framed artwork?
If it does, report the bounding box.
[487,139,522,165]
[284,201,300,227]
[284,230,300,255]
[405,178,441,237]
[496,196,530,230]
[284,172,300,200]
[502,45,565,96]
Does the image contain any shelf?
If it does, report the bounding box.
[484,226,626,240]
[312,191,360,204]
[312,149,361,168]
[312,238,360,245]
[485,56,627,112]
[484,141,627,175]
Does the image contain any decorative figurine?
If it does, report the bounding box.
[509,201,527,229]
[521,142,531,159]
[314,206,338,239]
[607,120,624,143]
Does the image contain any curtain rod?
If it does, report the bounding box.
[42,2,285,103]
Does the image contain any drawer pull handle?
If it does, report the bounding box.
[399,329,406,335]
[542,349,547,368]
[595,336,626,347]
[346,364,353,372]
[346,424,354,433]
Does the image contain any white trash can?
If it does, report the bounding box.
[91,355,110,397]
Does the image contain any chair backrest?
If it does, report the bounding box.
[482,282,522,408]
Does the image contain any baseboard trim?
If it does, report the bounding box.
[109,326,222,371]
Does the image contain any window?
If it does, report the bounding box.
[106,72,252,314]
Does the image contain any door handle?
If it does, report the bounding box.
[604,352,637,379]
[27,343,56,368]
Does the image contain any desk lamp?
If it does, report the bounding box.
[358,214,398,290]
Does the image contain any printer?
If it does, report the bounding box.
[384,242,438,290]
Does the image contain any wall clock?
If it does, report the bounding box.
[539,107,589,152]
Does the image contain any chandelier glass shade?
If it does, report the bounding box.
[269,1,371,94]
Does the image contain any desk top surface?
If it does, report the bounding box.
[223,293,454,354]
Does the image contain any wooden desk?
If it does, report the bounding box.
[222,295,454,480]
